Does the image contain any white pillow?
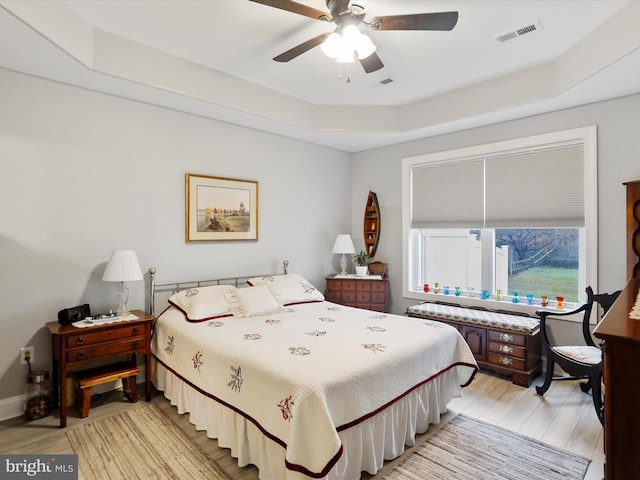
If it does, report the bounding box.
[247,274,324,306]
[227,284,282,317]
[169,285,234,322]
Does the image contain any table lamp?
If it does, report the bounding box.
[332,234,355,275]
[102,250,143,316]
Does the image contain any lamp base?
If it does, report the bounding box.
[339,254,348,275]
[117,283,130,317]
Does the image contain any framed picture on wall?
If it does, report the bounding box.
[185,173,258,242]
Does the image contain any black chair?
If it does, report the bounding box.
[535,286,620,425]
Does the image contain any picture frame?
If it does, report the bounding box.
[185,173,258,242]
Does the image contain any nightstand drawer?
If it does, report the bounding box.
[66,338,145,363]
[66,324,147,348]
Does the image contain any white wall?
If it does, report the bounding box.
[2,66,639,415]
[0,69,351,406]
[351,93,640,315]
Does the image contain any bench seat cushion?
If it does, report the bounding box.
[406,302,539,334]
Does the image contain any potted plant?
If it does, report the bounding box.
[353,250,370,277]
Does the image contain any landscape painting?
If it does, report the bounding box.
[186,173,258,242]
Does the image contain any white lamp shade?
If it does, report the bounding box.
[332,234,356,254]
[102,250,144,282]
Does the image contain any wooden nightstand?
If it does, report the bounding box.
[46,310,155,428]
[325,275,389,312]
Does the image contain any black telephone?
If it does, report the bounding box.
[57,304,91,325]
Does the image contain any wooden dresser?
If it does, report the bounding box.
[593,277,640,479]
[325,275,389,312]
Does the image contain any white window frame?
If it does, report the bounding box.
[401,126,598,310]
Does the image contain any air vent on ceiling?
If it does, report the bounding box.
[493,21,542,44]
[380,78,394,85]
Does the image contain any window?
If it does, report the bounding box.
[402,127,597,307]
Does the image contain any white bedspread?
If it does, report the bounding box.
[151,301,477,477]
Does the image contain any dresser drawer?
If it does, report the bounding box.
[66,324,147,348]
[488,329,526,347]
[489,341,526,359]
[355,281,387,293]
[325,276,388,313]
[488,352,526,370]
[66,338,145,363]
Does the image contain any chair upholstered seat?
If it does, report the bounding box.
[553,345,602,365]
[535,286,620,426]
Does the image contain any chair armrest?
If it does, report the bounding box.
[535,303,589,319]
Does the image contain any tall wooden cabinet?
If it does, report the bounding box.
[591,179,640,479]
[593,278,640,480]
[624,180,640,279]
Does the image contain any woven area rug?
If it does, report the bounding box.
[66,403,231,480]
[382,415,590,480]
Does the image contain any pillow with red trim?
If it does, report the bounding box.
[169,285,233,322]
[247,274,324,306]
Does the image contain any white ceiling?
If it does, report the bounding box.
[1,0,640,152]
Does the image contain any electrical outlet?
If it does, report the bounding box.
[20,346,34,365]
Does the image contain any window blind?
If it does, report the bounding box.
[410,143,585,229]
[411,157,484,228]
[485,144,584,227]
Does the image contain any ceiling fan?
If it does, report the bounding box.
[249,0,459,73]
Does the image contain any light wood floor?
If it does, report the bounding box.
[0,371,604,480]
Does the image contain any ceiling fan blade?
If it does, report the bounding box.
[249,0,332,21]
[273,33,331,62]
[369,11,459,31]
[359,52,384,73]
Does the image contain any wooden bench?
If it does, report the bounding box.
[75,363,139,418]
[406,301,542,386]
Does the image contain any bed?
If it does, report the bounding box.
[149,264,478,480]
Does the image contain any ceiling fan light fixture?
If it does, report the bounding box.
[321,25,376,64]
[342,25,361,50]
[321,32,342,58]
[356,33,376,59]
[336,48,356,63]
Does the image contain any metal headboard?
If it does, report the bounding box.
[148,260,289,316]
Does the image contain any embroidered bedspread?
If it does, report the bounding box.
[151,301,478,477]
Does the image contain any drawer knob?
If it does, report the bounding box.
[499,345,514,354]
[132,327,138,334]
[132,341,138,348]
[76,336,84,345]
[76,352,84,360]
[499,333,514,343]
[499,356,513,366]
